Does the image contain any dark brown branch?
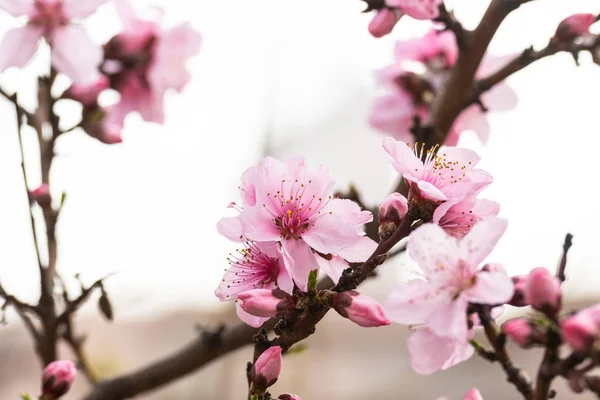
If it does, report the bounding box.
[435,3,470,50]
[0,283,40,341]
[556,233,573,283]
[475,305,534,399]
[55,276,111,327]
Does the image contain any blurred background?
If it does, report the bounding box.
[1,0,600,398]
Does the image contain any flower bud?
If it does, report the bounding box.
[503,318,542,348]
[526,267,561,315]
[65,76,110,107]
[42,360,77,399]
[555,14,596,42]
[562,313,598,352]
[333,290,391,327]
[278,395,302,400]
[463,388,484,400]
[368,8,402,38]
[252,346,283,389]
[31,184,51,208]
[508,275,529,307]
[237,288,293,318]
[378,192,408,239]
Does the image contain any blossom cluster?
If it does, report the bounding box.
[0,0,201,144]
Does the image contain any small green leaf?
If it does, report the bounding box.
[307,269,318,291]
[20,393,32,400]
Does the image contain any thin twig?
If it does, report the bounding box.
[556,233,574,283]
[55,274,114,326]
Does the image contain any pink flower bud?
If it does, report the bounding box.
[278,395,302,400]
[562,313,598,352]
[378,192,408,239]
[555,13,596,42]
[65,76,110,107]
[463,388,484,400]
[526,267,561,315]
[503,318,539,348]
[253,346,283,388]
[333,290,391,327]
[368,8,402,38]
[508,275,529,307]
[31,184,51,208]
[42,360,77,399]
[237,288,293,318]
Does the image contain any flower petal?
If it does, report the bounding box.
[459,217,507,268]
[465,266,514,305]
[63,0,110,18]
[337,235,378,263]
[315,254,349,285]
[238,207,281,242]
[0,0,34,16]
[385,279,444,325]
[426,295,470,340]
[0,26,42,71]
[51,26,102,84]
[408,327,472,375]
[217,216,243,242]
[281,240,319,292]
[382,137,423,177]
[236,301,268,328]
[408,222,460,274]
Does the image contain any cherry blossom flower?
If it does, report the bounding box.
[333,291,391,327]
[386,0,443,20]
[369,30,517,145]
[385,217,514,341]
[0,0,107,84]
[555,14,596,42]
[252,346,283,388]
[562,305,600,352]
[218,157,377,291]
[42,360,77,398]
[432,192,500,238]
[103,0,201,125]
[368,8,402,38]
[215,240,293,327]
[382,138,492,202]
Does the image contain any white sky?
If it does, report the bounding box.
[0,0,599,318]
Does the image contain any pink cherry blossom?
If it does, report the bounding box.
[42,360,77,398]
[555,14,596,42]
[218,157,377,291]
[368,8,402,38]
[103,0,201,125]
[236,288,293,319]
[503,318,536,348]
[369,30,517,145]
[561,304,600,352]
[0,0,107,84]
[433,192,500,238]
[333,291,391,327]
[527,267,561,314]
[385,217,513,341]
[215,240,293,327]
[386,0,442,20]
[65,76,109,107]
[253,346,283,387]
[382,138,492,202]
[408,326,474,375]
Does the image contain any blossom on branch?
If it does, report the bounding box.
[408,325,474,375]
[367,0,443,38]
[218,157,377,292]
[562,305,600,352]
[42,360,77,399]
[0,0,108,84]
[432,192,499,239]
[554,14,596,42]
[385,217,513,343]
[333,290,391,327]
[251,346,283,390]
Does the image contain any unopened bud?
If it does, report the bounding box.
[278,395,302,400]
[65,76,110,107]
[368,8,402,38]
[333,290,391,327]
[42,360,77,399]
[378,192,408,239]
[237,288,293,318]
[503,318,543,348]
[562,313,598,352]
[252,346,283,390]
[31,184,51,208]
[509,275,529,307]
[555,14,596,42]
[527,267,562,315]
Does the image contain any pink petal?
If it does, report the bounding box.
[0,26,42,71]
[238,207,281,242]
[236,301,268,328]
[454,106,491,144]
[385,279,445,325]
[463,389,484,400]
[0,0,34,16]
[50,26,102,85]
[408,327,473,375]
[337,235,378,263]
[386,0,442,20]
[315,254,349,284]
[472,199,500,217]
[368,95,415,141]
[415,179,449,202]
[239,166,257,207]
[459,217,507,269]
[382,137,424,177]
[465,267,514,305]
[408,223,460,274]
[426,295,470,340]
[217,216,244,242]
[281,240,319,292]
[63,0,110,18]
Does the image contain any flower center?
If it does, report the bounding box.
[31,0,68,34]
[396,72,436,106]
[409,142,473,187]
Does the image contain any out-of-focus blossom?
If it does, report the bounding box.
[527,267,561,315]
[31,184,51,208]
[385,217,513,341]
[65,76,110,107]
[509,275,529,307]
[80,107,124,145]
[561,305,600,352]
[382,138,492,202]
[217,157,377,291]
[386,0,442,20]
[432,192,499,238]
[369,30,517,145]
[408,326,474,375]
[368,8,402,38]
[103,0,201,125]
[42,360,77,399]
[0,0,107,84]
[503,318,544,348]
[554,14,596,42]
[333,291,391,327]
